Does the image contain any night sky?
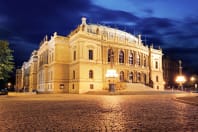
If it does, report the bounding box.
[0,0,198,74]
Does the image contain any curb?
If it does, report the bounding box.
[174,98,198,106]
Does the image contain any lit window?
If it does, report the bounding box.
[119,50,124,63]
[89,50,93,60]
[129,53,133,64]
[89,70,93,79]
[108,49,113,62]
[120,71,124,81]
[129,72,133,81]
[137,72,141,82]
[136,54,140,65]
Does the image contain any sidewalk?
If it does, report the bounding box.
[85,89,185,95]
[175,94,198,106]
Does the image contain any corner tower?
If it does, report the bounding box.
[149,46,164,90]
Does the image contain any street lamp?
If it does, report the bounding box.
[105,48,118,92]
[106,69,118,92]
[190,77,195,82]
[175,60,186,90]
[175,75,186,90]
[190,76,197,91]
[8,82,11,89]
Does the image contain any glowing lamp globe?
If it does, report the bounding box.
[175,76,186,84]
[105,69,118,78]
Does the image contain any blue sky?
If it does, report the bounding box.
[0,0,198,74]
[93,0,198,19]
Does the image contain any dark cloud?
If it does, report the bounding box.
[90,6,139,23]
[164,47,198,74]
[0,0,198,74]
[142,9,154,15]
[0,0,95,67]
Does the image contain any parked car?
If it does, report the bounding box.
[0,88,8,95]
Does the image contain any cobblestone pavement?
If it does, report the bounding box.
[0,94,198,131]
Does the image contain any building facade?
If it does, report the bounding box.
[16,17,164,93]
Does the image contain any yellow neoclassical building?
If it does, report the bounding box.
[16,17,164,93]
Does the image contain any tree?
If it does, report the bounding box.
[0,40,14,80]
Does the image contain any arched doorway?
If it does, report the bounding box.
[129,72,133,83]
[120,71,124,82]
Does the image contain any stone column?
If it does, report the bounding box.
[134,51,137,66]
[125,49,128,65]
[114,48,118,65]
[103,46,107,64]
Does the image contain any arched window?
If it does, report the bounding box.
[88,50,93,60]
[129,72,133,82]
[144,74,146,83]
[129,53,133,64]
[143,56,146,67]
[156,76,159,82]
[108,49,113,62]
[136,53,140,65]
[89,70,93,79]
[120,71,124,81]
[73,51,76,61]
[119,50,124,63]
[155,61,158,69]
[137,72,141,82]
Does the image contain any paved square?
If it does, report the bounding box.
[0,94,198,131]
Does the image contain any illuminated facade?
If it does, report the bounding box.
[16,17,164,93]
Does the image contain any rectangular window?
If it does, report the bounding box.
[156,76,159,82]
[88,50,93,60]
[90,84,94,89]
[155,61,158,69]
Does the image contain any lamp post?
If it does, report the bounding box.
[8,82,11,89]
[190,76,197,92]
[175,60,186,91]
[105,48,118,92]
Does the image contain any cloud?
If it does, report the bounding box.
[142,9,154,15]
[0,15,7,24]
[0,0,95,67]
[164,47,198,74]
[9,36,38,67]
